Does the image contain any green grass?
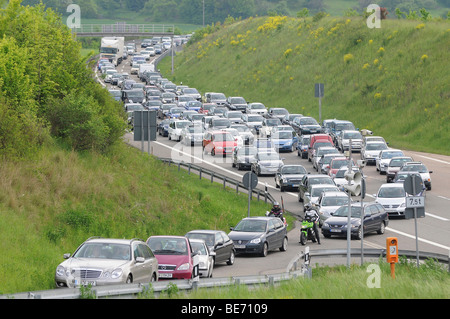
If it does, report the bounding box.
[159,16,450,155]
[0,141,273,294]
[164,258,450,299]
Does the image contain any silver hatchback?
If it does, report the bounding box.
[55,237,158,288]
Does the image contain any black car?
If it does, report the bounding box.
[225,96,247,112]
[298,174,335,202]
[321,202,389,239]
[185,230,235,265]
[292,116,322,135]
[228,217,288,257]
[157,119,171,137]
[122,89,145,104]
[232,146,258,170]
[275,164,307,192]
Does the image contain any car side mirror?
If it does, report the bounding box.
[63,253,71,259]
[136,257,145,263]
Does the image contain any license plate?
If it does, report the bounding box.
[159,273,173,278]
[291,184,299,187]
[235,245,246,249]
[330,229,341,233]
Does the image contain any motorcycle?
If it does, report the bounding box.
[299,204,320,245]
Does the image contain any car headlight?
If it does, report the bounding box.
[56,266,67,277]
[111,269,123,279]
[323,222,329,227]
[216,146,223,150]
[250,238,261,244]
[177,263,191,271]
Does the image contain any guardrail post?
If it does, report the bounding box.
[211,172,214,183]
[199,167,202,179]
[188,163,191,175]
[223,177,226,189]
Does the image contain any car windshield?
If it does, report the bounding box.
[366,143,387,150]
[335,123,355,131]
[272,109,288,115]
[273,132,293,139]
[333,206,362,218]
[378,187,406,198]
[126,91,144,98]
[179,96,194,102]
[402,164,428,173]
[314,142,332,149]
[176,121,190,129]
[190,242,208,255]
[233,125,251,132]
[237,147,257,156]
[309,177,333,185]
[127,104,144,111]
[311,187,338,196]
[259,153,280,161]
[211,93,226,100]
[170,108,184,114]
[300,118,318,125]
[382,151,404,159]
[147,237,188,255]
[187,126,204,133]
[227,112,242,119]
[281,166,306,174]
[250,104,265,109]
[234,220,267,232]
[231,97,246,104]
[256,140,272,148]
[266,119,281,126]
[331,159,350,169]
[184,88,199,94]
[214,133,234,142]
[212,119,230,127]
[390,158,412,167]
[322,197,349,206]
[248,116,264,122]
[343,132,362,139]
[186,233,214,246]
[73,243,131,260]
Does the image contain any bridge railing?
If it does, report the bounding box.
[71,24,175,35]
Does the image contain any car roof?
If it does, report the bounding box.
[85,238,143,245]
[321,191,347,196]
[187,229,221,234]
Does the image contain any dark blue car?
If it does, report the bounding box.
[228,217,288,257]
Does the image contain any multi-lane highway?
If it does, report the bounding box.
[102,45,450,277]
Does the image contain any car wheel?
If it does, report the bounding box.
[260,242,268,257]
[126,274,133,284]
[377,222,385,234]
[227,250,235,265]
[280,237,288,251]
[355,227,362,240]
[151,273,157,282]
[211,148,215,156]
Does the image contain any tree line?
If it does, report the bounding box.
[0,0,125,159]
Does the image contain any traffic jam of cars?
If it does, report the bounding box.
[55,37,434,288]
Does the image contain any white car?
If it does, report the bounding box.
[386,156,414,183]
[337,130,363,152]
[189,239,215,278]
[246,102,268,115]
[168,120,191,142]
[303,184,340,207]
[374,183,407,217]
[222,128,243,148]
[375,149,405,174]
[251,151,284,176]
[360,141,388,165]
[399,162,433,190]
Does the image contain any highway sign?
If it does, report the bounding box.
[403,173,423,195]
[406,196,425,208]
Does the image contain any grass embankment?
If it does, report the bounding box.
[159,16,450,155]
[164,258,450,299]
[0,142,273,294]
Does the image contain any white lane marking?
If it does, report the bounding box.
[386,227,450,251]
[415,154,450,165]
[152,140,299,198]
[150,139,450,250]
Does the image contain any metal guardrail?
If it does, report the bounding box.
[158,157,277,205]
[71,24,175,37]
[3,248,448,299]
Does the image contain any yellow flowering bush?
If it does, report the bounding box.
[415,23,425,30]
[374,93,382,99]
[344,53,354,63]
[257,16,287,33]
[284,48,293,58]
[421,54,429,62]
[362,63,370,69]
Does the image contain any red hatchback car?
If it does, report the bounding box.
[147,236,195,280]
[203,131,237,156]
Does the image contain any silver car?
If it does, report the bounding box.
[189,239,215,278]
[55,237,158,288]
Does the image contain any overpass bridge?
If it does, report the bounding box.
[71,23,175,37]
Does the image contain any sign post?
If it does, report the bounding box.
[133,110,157,154]
[315,83,324,124]
[243,172,258,218]
[403,173,425,267]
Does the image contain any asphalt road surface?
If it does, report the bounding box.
[103,46,450,277]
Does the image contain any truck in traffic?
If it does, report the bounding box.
[100,37,124,66]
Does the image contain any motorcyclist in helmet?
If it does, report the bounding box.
[269,201,284,221]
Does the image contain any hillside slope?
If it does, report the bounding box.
[159,16,450,155]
